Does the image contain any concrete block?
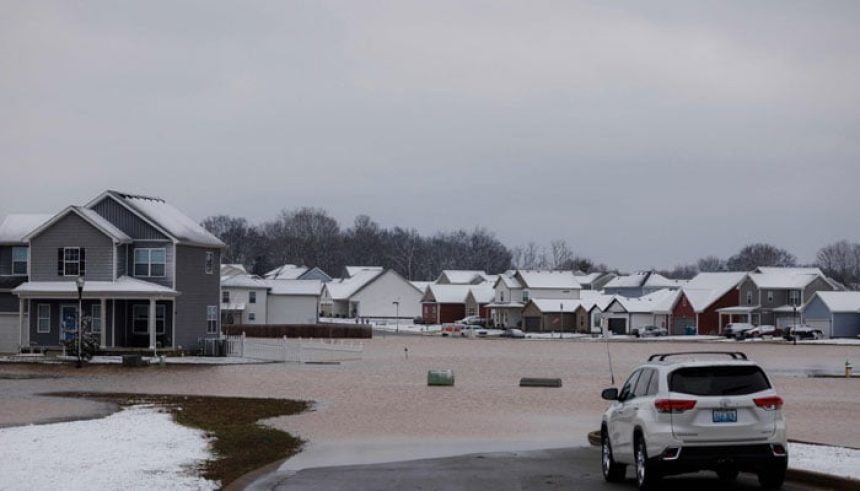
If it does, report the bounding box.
[519,377,562,388]
[428,369,455,386]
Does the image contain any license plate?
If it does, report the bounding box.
[713,409,737,423]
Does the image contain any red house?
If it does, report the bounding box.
[670,273,747,335]
[421,284,473,324]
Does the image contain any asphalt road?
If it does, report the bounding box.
[263,447,819,491]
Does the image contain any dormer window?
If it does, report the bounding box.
[134,248,166,277]
[746,291,753,305]
[12,247,27,275]
[58,247,85,276]
[522,290,529,302]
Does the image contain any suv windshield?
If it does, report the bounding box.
[669,365,771,396]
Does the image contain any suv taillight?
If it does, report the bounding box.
[654,399,696,413]
[753,396,784,411]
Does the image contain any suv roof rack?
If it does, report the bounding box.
[648,351,748,362]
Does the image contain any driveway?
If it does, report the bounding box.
[259,447,819,491]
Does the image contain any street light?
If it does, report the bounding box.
[75,276,85,368]
[393,300,400,334]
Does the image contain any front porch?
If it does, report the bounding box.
[13,277,180,351]
[717,305,761,332]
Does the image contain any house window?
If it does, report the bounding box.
[63,247,81,276]
[12,247,27,275]
[746,291,753,305]
[132,304,166,335]
[249,291,256,304]
[767,291,774,304]
[522,290,529,302]
[222,290,230,304]
[91,304,102,333]
[205,251,214,274]
[500,292,505,302]
[134,248,166,277]
[789,290,801,306]
[206,306,218,333]
[37,304,51,333]
[249,312,256,321]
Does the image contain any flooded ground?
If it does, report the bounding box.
[1,337,858,473]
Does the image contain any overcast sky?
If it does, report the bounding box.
[2,1,859,270]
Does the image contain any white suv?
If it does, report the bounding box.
[600,351,787,490]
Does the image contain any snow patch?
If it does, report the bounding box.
[789,442,860,480]
[0,406,217,490]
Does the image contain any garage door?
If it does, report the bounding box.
[673,317,695,335]
[804,319,832,339]
[524,316,540,332]
[0,314,21,354]
[608,318,627,335]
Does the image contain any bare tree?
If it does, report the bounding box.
[549,239,574,270]
[726,243,797,271]
[697,255,726,272]
[817,240,860,289]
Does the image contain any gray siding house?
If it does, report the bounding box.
[801,291,860,338]
[7,191,224,352]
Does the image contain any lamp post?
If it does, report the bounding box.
[393,300,400,334]
[75,276,85,368]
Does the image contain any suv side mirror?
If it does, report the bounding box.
[601,388,619,401]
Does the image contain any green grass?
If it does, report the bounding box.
[53,392,309,488]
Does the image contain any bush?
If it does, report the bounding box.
[62,329,99,361]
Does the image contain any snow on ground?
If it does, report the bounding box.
[789,442,860,480]
[0,355,271,365]
[0,405,217,491]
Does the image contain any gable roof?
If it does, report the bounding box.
[265,264,309,280]
[325,268,386,300]
[298,267,332,282]
[495,273,523,289]
[527,298,589,313]
[266,279,322,296]
[604,271,683,290]
[809,291,860,313]
[344,266,384,278]
[679,272,747,313]
[466,284,495,304]
[221,275,269,289]
[24,206,132,244]
[436,270,487,285]
[748,268,827,290]
[516,270,581,289]
[0,214,53,244]
[89,191,224,248]
[422,284,474,304]
[619,288,681,314]
[579,290,617,312]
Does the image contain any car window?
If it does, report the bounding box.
[646,370,660,396]
[618,370,641,401]
[669,365,771,396]
[633,369,653,398]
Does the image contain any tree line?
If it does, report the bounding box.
[202,209,860,289]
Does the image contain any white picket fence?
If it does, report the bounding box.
[224,333,363,363]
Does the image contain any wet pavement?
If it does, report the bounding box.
[1,337,858,483]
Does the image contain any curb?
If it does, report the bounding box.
[586,431,860,490]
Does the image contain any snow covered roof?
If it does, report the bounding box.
[264,264,309,280]
[0,214,53,244]
[680,272,747,313]
[467,284,495,304]
[410,281,432,292]
[13,276,179,297]
[325,269,385,300]
[572,272,603,285]
[344,266,383,278]
[603,272,648,289]
[578,290,617,312]
[516,270,581,289]
[423,284,473,304]
[619,289,681,314]
[644,273,685,289]
[220,264,248,279]
[436,270,487,285]
[24,206,132,244]
[100,191,224,248]
[266,279,322,296]
[749,269,825,289]
[810,291,860,313]
[527,298,588,313]
[221,275,269,289]
[497,273,522,289]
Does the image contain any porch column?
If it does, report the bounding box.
[100,298,107,348]
[148,298,156,351]
[18,298,26,351]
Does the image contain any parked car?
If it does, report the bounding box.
[500,328,526,339]
[459,325,488,337]
[633,325,668,338]
[413,316,426,325]
[456,316,488,327]
[782,325,824,341]
[723,323,755,339]
[743,325,778,339]
[600,351,787,490]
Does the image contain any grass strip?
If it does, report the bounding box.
[52,392,309,488]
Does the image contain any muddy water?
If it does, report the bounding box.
[1,338,858,470]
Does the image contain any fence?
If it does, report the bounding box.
[223,324,372,339]
[225,333,364,363]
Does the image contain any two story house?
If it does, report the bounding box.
[5,191,224,353]
[602,271,685,298]
[487,270,581,328]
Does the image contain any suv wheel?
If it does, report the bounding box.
[758,463,786,490]
[634,435,661,490]
[601,428,626,482]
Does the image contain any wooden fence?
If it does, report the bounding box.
[223,324,372,339]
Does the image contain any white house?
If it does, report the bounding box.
[221,275,321,325]
[322,269,422,319]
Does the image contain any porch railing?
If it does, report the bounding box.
[224,333,363,363]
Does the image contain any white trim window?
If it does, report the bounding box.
[522,290,529,302]
[37,304,51,333]
[222,290,230,304]
[248,312,256,321]
[746,291,753,305]
[205,251,214,275]
[132,304,166,335]
[788,290,801,306]
[206,306,218,333]
[64,247,81,276]
[249,291,256,304]
[12,247,27,276]
[91,304,102,333]
[767,290,774,304]
[134,248,166,277]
